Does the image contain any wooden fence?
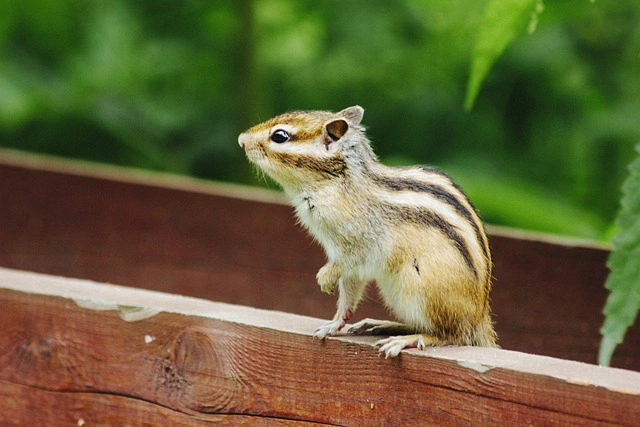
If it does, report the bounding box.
[1,150,639,425]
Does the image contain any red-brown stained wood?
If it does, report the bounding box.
[0,150,638,372]
[1,268,639,426]
[2,381,325,426]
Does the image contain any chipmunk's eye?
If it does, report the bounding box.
[270,129,290,143]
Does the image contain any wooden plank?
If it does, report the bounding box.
[1,267,639,426]
[1,381,324,426]
[0,149,638,370]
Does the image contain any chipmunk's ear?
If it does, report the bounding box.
[338,105,364,125]
[324,106,363,147]
[325,119,348,144]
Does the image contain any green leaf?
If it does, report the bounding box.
[465,0,543,111]
[599,145,640,366]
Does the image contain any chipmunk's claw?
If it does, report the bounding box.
[314,320,344,339]
[314,309,353,339]
[375,335,428,358]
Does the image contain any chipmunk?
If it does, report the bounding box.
[238,106,497,357]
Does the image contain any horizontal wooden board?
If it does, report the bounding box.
[0,149,638,371]
[1,268,639,426]
[1,381,326,426]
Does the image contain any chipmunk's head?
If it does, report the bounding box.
[238,106,373,190]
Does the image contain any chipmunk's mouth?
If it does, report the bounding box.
[243,145,268,166]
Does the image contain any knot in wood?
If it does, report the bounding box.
[165,326,248,413]
[172,327,222,377]
[155,357,187,391]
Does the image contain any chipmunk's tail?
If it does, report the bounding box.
[471,312,499,348]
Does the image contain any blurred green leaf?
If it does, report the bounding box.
[599,145,640,365]
[465,0,542,111]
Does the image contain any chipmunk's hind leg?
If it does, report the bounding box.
[376,334,450,358]
[349,319,453,357]
[347,318,414,335]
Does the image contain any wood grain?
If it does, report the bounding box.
[0,149,638,371]
[1,268,639,426]
[1,381,326,426]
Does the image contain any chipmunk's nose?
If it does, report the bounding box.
[238,133,251,150]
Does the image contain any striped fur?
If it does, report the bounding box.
[239,106,497,354]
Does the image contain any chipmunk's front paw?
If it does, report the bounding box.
[316,263,340,295]
[314,319,345,339]
[314,309,353,339]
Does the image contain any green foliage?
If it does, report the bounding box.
[465,0,543,111]
[599,146,640,366]
[462,0,640,360]
[0,0,639,242]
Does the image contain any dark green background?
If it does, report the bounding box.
[1,0,638,240]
